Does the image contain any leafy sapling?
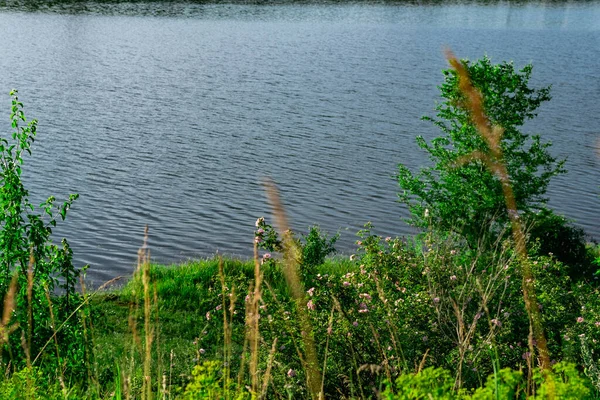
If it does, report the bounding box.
[397,56,565,250]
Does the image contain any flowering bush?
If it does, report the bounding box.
[178,215,600,398]
[253,217,338,278]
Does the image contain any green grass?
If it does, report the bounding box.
[86,257,365,397]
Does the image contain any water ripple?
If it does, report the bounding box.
[0,3,598,286]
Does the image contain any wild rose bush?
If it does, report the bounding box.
[191,219,598,397]
[254,217,338,279]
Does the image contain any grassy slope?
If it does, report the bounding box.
[89,257,357,395]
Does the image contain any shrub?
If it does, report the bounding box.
[0,367,67,400]
[532,362,595,399]
[397,56,565,250]
[184,360,249,400]
[524,208,594,280]
[299,225,338,270]
[254,218,337,278]
[381,363,593,399]
[0,91,85,377]
[380,367,457,399]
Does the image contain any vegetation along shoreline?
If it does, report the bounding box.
[0,52,598,398]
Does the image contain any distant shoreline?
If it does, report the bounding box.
[1,0,597,7]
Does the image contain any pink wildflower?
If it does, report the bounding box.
[307,300,315,311]
[577,317,584,323]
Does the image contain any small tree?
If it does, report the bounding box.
[397,56,565,248]
[0,90,84,376]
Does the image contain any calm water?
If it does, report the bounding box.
[0,2,598,285]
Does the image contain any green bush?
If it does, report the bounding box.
[184,360,249,400]
[381,363,593,399]
[299,225,338,270]
[254,217,337,278]
[397,56,565,250]
[380,367,457,399]
[524,208,594,280]
[532,362,594,399]
[0,367,72,400]
[0,91,85,378]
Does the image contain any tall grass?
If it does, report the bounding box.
[446,51,550,374]
[265,180,323,399]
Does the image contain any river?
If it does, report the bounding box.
[0,1,598,285]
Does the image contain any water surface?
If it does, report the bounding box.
[0,1,598,285]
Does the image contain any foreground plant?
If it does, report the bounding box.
[0,90,85,378]
[381,362,594,399]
